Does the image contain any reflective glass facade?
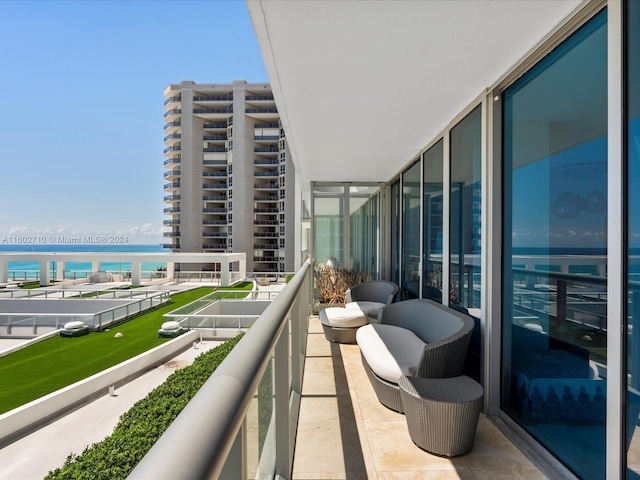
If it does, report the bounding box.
[502,11,607,479]
[423,140,444,303]
[402,161,421,299]
[450,106,482,310]
[628,0,640,475]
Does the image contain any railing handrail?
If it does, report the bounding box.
[128,258,311,479]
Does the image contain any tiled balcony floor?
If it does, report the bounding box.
[293,316,547,480]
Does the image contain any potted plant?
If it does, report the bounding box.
[314,262,368,312]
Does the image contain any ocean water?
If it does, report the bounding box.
[0,244,169,279]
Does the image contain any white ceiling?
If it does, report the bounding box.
[247,0,583,203]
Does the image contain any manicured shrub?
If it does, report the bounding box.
[44,333,244,480]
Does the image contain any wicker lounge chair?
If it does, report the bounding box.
[320,280,398,343]
[356,299,474,412]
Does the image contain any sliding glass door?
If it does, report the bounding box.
[502,10,608,479]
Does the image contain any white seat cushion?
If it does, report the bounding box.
[346,301,385,321]
[63,320,86,330]
[161,321,182,331]
[320,307,368,328]
[356,324,425,383]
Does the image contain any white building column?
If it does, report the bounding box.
[220,260,229,287]
[131,262,142,287]
[0,260,7,283]
[91,261,99,274]
[166,262,175,281]
[39,261,51,286]
[238,258,246,283]
[56,261,65,281]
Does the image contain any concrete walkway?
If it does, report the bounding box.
[0,340,223,480]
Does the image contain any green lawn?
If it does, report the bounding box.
[0,282,253,415]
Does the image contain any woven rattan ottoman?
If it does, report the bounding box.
[399,375,483,457]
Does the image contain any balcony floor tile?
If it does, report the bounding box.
[293,317,546,480]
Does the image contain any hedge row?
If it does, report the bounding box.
[45,333,244,480]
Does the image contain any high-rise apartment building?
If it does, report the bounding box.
[162,80,296,273]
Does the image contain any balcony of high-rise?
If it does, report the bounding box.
[163,133,181,145]
[254,193,278,202]
[163,108,181,121]
[245,105,279,120]
[202,242,227,251]
[163,94,181,107]
[193,93,233,104]
[202,219,227,226]
[202,184,228,192]
[193,107,233,119]
[163,121,181,133]
[202,158,227,166]
[202,122,227,130]
[202,206,227,214]
[253,181,279,190]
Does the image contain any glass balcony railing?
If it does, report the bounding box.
[254,196,278,202]
[246,108,278,114]
[245,95,275,101]
[128,261,310,479]
[163,95,181,105]
[163,157,181,165]
[203,159,227,166]
[254,232,278,238]
[203,123,227,129]
[254,147,279,153]
[163,170,180,178]
[163,109,181,118]
[203,148,227,153]
[254,159,279,165]
[202,135,227,141]
[193,95,233,102]
[194,108,233,114]
[254,184,279,189]
[164,146,181,153]
[163,195,180,202]
[164,182,180,189]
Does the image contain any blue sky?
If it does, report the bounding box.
[0,0,267,245]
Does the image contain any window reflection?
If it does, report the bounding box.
[402,161,421,299]
[423,140,444,303]
[450,106,482,310]
[628,0,640,476]
[502,10,607,479]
